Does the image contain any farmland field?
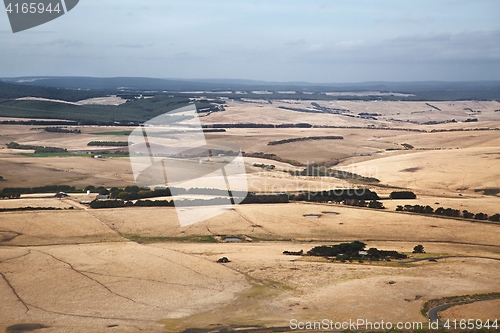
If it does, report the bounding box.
[1,98,499,332]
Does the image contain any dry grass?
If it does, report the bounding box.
[0,198,72,209]
[159,243,500,331]
[440,299,500,321]
[1,100,500,332]
[0,242,249,333]
[88,203,500,246]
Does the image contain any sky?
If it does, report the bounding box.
[1,0,499,83]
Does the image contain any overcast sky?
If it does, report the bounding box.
[1,0,499,82]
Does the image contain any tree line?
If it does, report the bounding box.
[6,142,67,154]
[396,204,500,222]
[291,166,379,183]
[87,141,129,147]
[89,193,288,209]
[203,123,313,129]
[44,127,81,134]
[268,135,343,146]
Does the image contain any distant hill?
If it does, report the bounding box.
[0,80,109,102]
[2,77,500,100]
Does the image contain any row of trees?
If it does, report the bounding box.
[203,123,314,129]
[277,106,323,114]
[1,120,79,126]
[343,199,385,209]
[87,141,129,147]
[44,127,81,134]
[6,142,67,154]
[291,166,379,183]
[241,193,289,204]
[268,135,344,146]
[396,204,500,222]
[0,206,67,212]
[91,196,288,209]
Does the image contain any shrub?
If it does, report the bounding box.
[488,214,500,222]
[413,245,425,254]
[89,200,125,209]
[390,191,417,199]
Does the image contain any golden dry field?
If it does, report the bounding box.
[1,100,499,332]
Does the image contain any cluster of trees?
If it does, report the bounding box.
[389,191,417,199]
[307,241,407,261]
[268,135,343,146]
[6,142,67,154]
[291,189,380,203]
[44,127,81,134]
[87,141,129,147]
[396,204,500,222]
[1,185,76,199]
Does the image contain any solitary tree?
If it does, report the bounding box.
[413,245,425,254]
